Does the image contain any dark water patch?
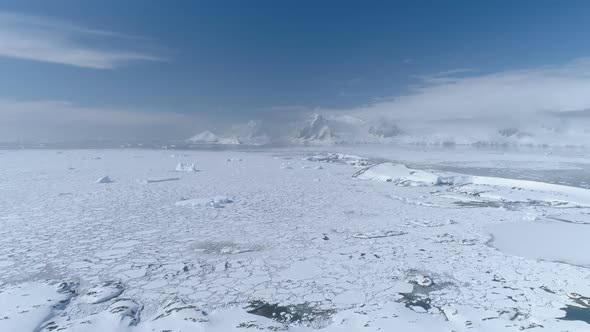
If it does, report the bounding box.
[246,301,333,326]
[398,292,432,311]
[453,201,507,209]
[398,273,454,314]
[539,286,556,294]
[416,163,590,190]
[559,305,590,324]
[453,199,562,210]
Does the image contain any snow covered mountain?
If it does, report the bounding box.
[186,110,590,148]
[185,121,271,146]
[229,120,271,145]
[293,114,405,145]
[296,114,335,143]
[368,118,403,138]
[186,131,240,145]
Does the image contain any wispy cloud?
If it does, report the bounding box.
[0,12,162,69]
[339,58,590,123]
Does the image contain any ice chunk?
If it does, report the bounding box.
[143,177,180,184]
[412,275,434,287]
[96,176,113,183]
[175,162,198,172]
[175,196,233,208]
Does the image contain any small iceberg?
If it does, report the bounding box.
[96,176,113,184]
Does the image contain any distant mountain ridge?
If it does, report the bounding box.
[183,111,590,148]
[186,131,240,145]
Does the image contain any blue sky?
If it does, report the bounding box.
[2,0,590,141]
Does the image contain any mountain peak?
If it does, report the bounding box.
[298,114,334,141]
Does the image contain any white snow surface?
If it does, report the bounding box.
[1,148,590,331]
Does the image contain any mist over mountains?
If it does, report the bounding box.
[182,109,590,148]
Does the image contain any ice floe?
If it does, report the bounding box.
[175,196,234,208]
[489,219,590,267]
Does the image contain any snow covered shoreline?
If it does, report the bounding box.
[1,148,589,331]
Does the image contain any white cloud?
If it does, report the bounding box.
[0,12,162,69]
[339,58,590,123]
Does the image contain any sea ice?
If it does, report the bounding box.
[489,219,590,267]
[3,148,590,331]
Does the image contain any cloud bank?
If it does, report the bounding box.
[0,12,161,69]
[338,58,590,125]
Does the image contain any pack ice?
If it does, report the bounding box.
[1,148,590,331]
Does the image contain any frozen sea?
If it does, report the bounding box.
[1,146,589,331]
